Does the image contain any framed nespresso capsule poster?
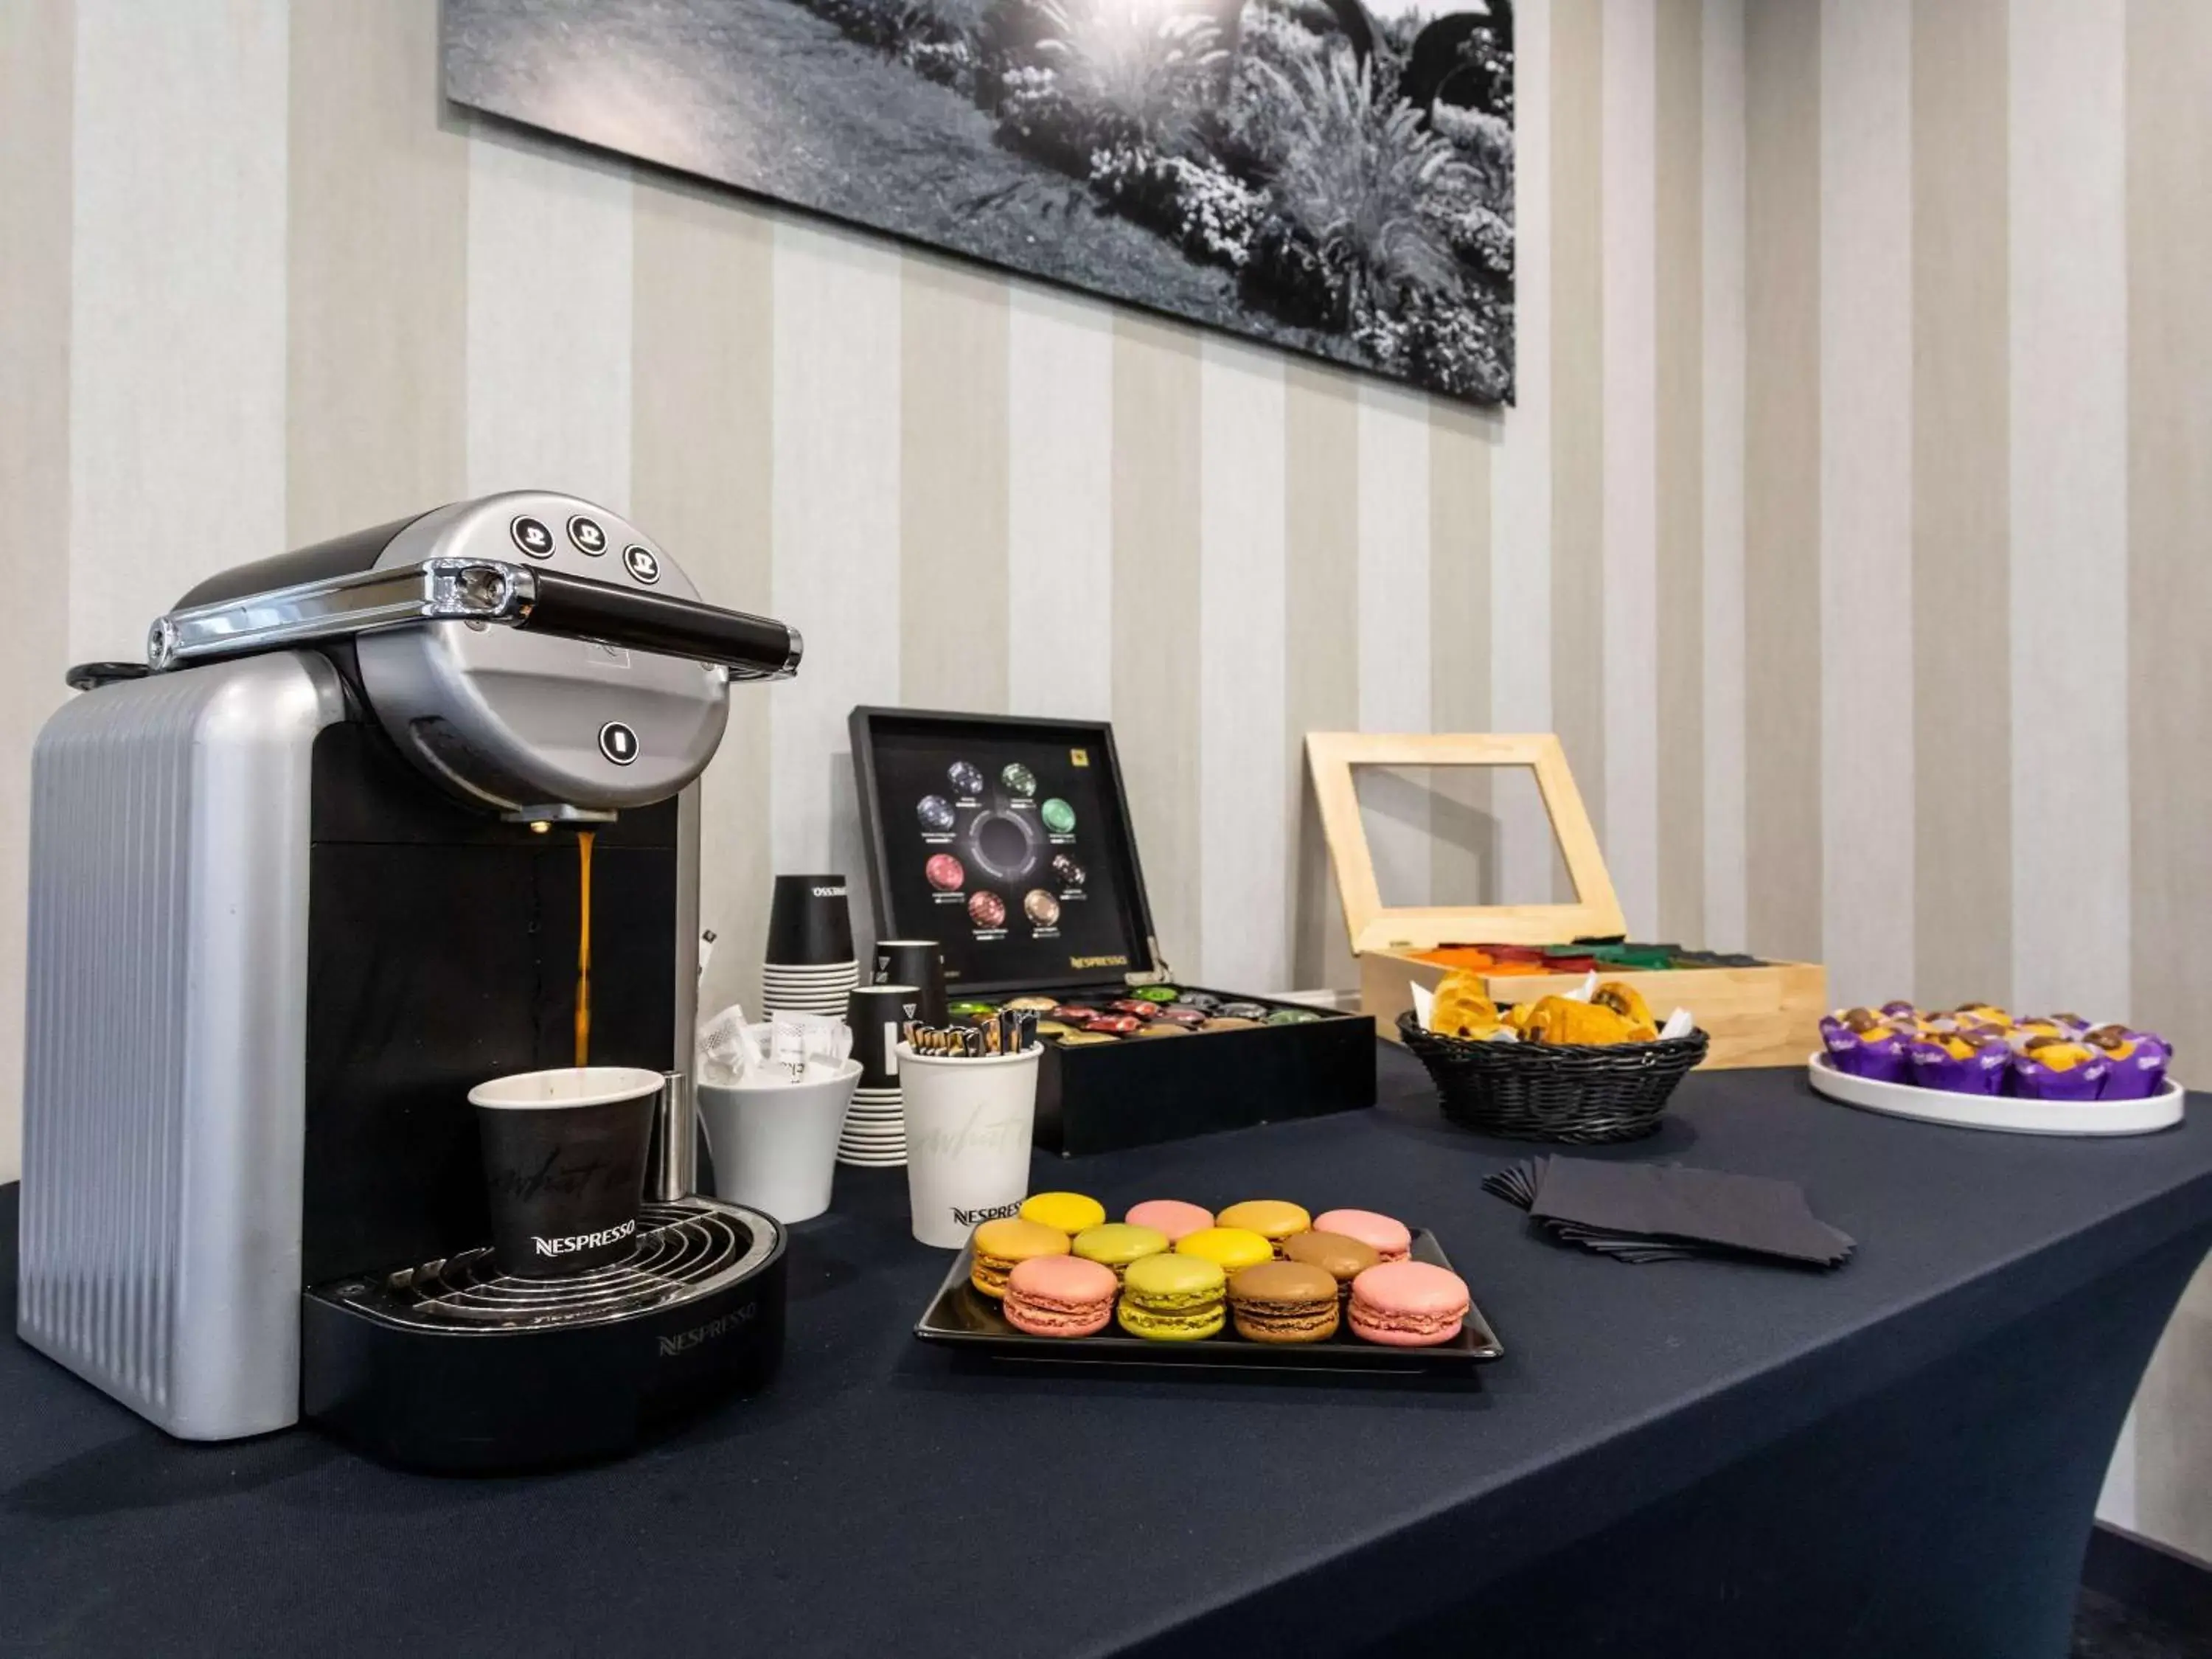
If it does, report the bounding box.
[442,0,1514,403]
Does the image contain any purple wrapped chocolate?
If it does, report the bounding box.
[1879,1000,1920,1023]
[2008,1043,2112,1102]
[1906,1032,2010,1096]
[1822,1012,1910,1084]
[2088,1027,2171,1100]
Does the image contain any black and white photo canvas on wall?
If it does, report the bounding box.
[444,0,1514,403]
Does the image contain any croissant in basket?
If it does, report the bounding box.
[1506,995,1644,1047]
[1427,970,1503,1039]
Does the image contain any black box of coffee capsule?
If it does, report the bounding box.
[850,707,1376,1156]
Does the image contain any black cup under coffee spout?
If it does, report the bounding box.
[469,1068,664,1277]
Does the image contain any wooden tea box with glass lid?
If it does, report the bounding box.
[1306,732,1825,1070]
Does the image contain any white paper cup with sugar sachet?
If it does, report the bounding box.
[897,1042,1041,1248]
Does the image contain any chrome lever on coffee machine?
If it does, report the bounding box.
[147,557,803,680]
[19,490,794,1472]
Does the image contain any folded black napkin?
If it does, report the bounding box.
[1483,1156,1854,1268]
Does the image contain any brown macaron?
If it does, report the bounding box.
[1281,1229,1382,1298]
[1228,1261,1340,1344]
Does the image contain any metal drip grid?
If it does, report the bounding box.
[329,1200,778,1331]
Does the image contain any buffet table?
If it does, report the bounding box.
[4,1045,2209,1658]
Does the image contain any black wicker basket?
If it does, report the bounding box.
[1397,1009,1710,1144]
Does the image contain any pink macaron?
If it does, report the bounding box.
[1002,1254,1118,1338]
[1313,1208,1412,1263]
[1347,1260,1471,1347]
[1124,1199,1215,1244]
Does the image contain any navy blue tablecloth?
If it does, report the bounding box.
[5,1047,2210,1658]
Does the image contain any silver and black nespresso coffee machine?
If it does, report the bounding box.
[17,490,797,1470]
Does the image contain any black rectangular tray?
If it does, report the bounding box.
[914,1229,1503,1374]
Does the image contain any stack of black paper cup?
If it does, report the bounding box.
[841,984,918,1166]
[872,939,948,1024]
[762,874,858,1018]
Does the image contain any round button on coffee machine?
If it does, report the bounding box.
[566,515,608,555]
[510,515,555,558]
[622,543,662,585]
[598,720,640,765]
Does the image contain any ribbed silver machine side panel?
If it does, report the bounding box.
[17,653,347,1439]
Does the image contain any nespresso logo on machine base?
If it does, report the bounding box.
[813,885,846,899]
[659,1302,759,1356]
[535,1218,636,1258]
[1068,954,1128,970]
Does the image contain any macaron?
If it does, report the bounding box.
[1216,1200,1312,1255]
[1020,1191,1107,1236]
[1133,1022,1191,1038]
[1281,1229,1380,1296]
[1057,1031,1118,1046]
[970,1217,1071,1299]
[1116,1252,1226,1341]
[1347,1260,1470,1347]
[1175,1226,1274,1278]
[1200,1017,1262,1032]
[1313,1208,1413,1263]
[1228,1261,1341,1343]
[1002,1254,1118,1338]
[1124,1199,1215,1242]
[1071,1222,1169,1280]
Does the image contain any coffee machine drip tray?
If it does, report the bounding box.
[301,1197,788,1472]
[342,1201,772,1328]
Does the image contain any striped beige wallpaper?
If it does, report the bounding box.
[4,0,2211,1558]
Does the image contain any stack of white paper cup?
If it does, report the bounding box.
[897,1043,1041,1248]
[762,960,859,1018]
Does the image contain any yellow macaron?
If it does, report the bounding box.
[1216,1200,1312,1255]
[1020,1191,1108,1236]
[1175,1226,1276,1277]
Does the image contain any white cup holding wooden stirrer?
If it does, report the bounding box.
[897,1043,1041,1248]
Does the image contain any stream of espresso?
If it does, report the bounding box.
[574,830,595,1068]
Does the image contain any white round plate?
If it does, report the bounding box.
[1806,1053,2183,1137]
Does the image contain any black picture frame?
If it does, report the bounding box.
[442,0,1517,405]
[848,703,1163,998]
